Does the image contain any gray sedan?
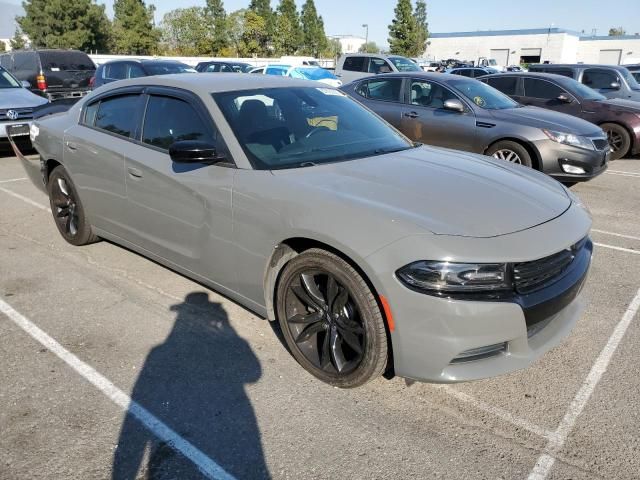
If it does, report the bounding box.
[8,74,592,387]
[341,72,610,183]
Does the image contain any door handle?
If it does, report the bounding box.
[127,167,143,178]
[65,141,77,150]
[403,111,419,118]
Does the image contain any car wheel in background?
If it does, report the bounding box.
[486,140,533,168]
[601,123,631,161]
[47,166,99,246]
[276,248,388,388]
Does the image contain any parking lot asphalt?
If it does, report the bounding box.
[1,153,639,480]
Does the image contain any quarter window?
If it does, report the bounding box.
[583,69,619,89]
[488,77,518,95]
[94,95,139,138]
[83,102,99,126]
[343,56,365,72]
[357,78,402,102]
[142,95,214,150]
[523,78,564,99]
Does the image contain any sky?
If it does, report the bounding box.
[4,0,640,46]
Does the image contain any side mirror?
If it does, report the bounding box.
[443,98,465,113]
[169,141,225,164]
[21,80,31,88]
[609,82,621,90]
[557,93,573,103]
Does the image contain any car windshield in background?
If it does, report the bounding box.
[144,63,197,75]
[388,57,422,72]
[565,78,607,101]
[213,87,412,170]
[449,78,520,109]
[0,67,21,88]
[291,67,336,81]
[40,51,95,71]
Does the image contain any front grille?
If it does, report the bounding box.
[592,138,609,151]
[513,238,586,294]
[0,108,34,123]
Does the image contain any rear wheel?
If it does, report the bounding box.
[47,166,99,246]
[601,123,631,160]
[486,140,533,168]
[276,249,387,388]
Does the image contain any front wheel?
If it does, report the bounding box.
[486,140,533,168]
[601,123,631,160]
[276,249,388,388]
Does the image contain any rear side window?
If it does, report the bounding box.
[343,56,365,72]
[356,78,402,102]
[103,63,128,80]
[472,69,488,77]
[142,96,214,150]
[583,69,619,89]
[12,52,38,71]
[453,69,472,77]
[523,78,564,99]
[551,69,574,78]
[487,77,518,95]
[94,95,139,138]
[0,55,11,69]
[39,51,95,71]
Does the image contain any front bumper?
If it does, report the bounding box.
[365,202,592,383]
[534,137,609,183]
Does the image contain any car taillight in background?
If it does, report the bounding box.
[36,74,47,91]
[89,76,95,89]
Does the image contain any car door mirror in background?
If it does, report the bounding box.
[609,82,621,90]
[557,94,573,103]
[21,80,31,88]
[169,141,225,164]
[443,99,465,113]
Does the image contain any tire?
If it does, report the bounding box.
[47,165,99,246]
[601,123,631,161]
[486,140,533,168]
[275,248,388,388]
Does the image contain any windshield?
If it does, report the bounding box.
[213,87,412,170]
[0,67,21,88]
[564,77,606,100]
[144,63,197,75]
[388,57,421,72]
[290,67,337,81]
[621,69,640,90]
[448,78,519,109]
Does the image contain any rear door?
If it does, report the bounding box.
[401,78,477,150]
[352,77,404,129]
[38,51,95,93]
[520,77,581,115]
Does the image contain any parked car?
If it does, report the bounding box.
[625,64,640,82]
[335,53,422,84]
[0,65,48,151]
[0,49,95,101]
[416,61,442,72]
[7,74,592,387]
[92,59,196,89]
[341,72,609,183]
[195,61,253,73]
[528,64,640,102]
[446,67,499,78]
[252,64,342,87]
[480,72,640,160]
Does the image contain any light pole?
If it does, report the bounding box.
[362,24,369,46]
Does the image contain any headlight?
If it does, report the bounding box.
[542,129,595,151]
[396,261,510,293]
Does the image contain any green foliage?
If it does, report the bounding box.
[9,28,27,50]
[0,40,6,52]
[321,37,342,59]
[227,9,246,56]
[241,9,268,56]
[273,0,302,55]
[206,0,229,55]
[415,0,429,56]
[301,0,328,58]
[388,0,419,57]
[160,7,211,56]
[112,0,160,55]
[359,41,380,54]
[17,0,110,51]
[608,27,626,36]
[248,0,275,53]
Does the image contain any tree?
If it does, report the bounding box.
[301,0,327,58]
[359,41,380,54]
[609,27,626,36]
[248,0,274,53]
[9,28,27,50]
[388,0,419,57]
[274,0,302,55]
[17,0,110,51]
[322,37,341,59]
[160,7,211,56]
[415,0,429,56]
[0,40,6,52]
[227,9,246,56]
[241,10,268,56]
[206,0,229,55]
[112,0,160,54]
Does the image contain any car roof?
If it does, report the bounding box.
[530,63,628,71]
[341,53,406,59]
[353,72,476,84]
[90,73,326,95]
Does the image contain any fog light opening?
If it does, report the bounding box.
[561,164,586,174]
[450,342,508,364]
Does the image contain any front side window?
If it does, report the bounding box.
[410,80,458,108]
[448,78,519,110]
[94,95,140,138]
[388,57,421,72]
[343,57,365,72]
[368,58,392,74]
[487,77,518,95]
[583,69,619,89]
[523,78,564,99]
[357,78,402,102]
[213,87,412,170]
[142,96,214,150]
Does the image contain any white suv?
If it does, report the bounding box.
[335,54,422,84]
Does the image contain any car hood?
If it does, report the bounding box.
[273,146,571,238]
[0,88,49,109]
[591,98,640,113]
[489,106,600,134]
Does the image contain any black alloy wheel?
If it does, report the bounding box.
[601,123,631,160]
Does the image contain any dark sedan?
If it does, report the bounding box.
[341,72,609,183]
[481,72,640,160]
[195,61,253,73]
[92,60,196,89]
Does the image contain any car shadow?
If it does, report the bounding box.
[112,292,270,479]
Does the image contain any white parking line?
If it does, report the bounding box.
[592,229,640,242]
[606,170,640,176]
[595,242,640,256]
[0,298,236,480]
[605,172,640,179]
[0,177,27,184]
[527,288,640,480]
[0,186,50,212]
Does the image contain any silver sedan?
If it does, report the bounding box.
[8,74,592,387]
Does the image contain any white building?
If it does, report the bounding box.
[329,35,367,54]
[426,28,640,66]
